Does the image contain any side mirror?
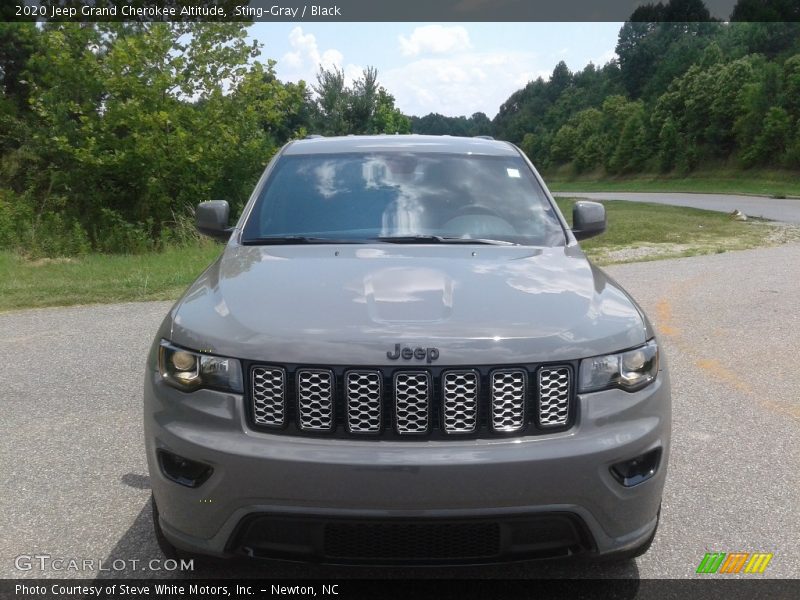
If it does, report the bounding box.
[196,200,232,241]
[572,201,606,241]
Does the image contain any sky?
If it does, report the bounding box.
[248,22,624,119]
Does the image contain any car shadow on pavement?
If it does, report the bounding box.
[121,473,151,490]
[98,496,641,583]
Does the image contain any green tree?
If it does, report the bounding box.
[468,112,492,136]
[312,66,348,135]
[570,108,605,172]
[784,122,800,168]
[731,0,800,21]
[658,117,679,172]
[0,23,40,113]
[551,124,578,164]
[371,88,411,134]
[782,55,800,120]
[609,110,648,173]
[594,96,648,171]
[17,23,304,253]
[707,58,760,154]
[723,21,800,59]
[741,106,791,166]
[347,66,379,133]
[616,20,660,98]
[311,66,409,135]
[520,133,537,161]
[616,1,718,99]
[699,41,724,68]
[519,129,552,167]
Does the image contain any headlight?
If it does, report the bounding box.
[158,340,243,393]
[579,339,659,393]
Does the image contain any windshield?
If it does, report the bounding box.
[241,152,566,246]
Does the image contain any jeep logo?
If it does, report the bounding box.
[386,343,440,364]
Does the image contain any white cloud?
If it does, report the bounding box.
[381,51,548,118]
[278,26,363,89]
[592,49,617,66]
[398,25,472,57]
[282,26,344,73]
[514,69,550,87]
[268,25,612,118]
[343,63,365,84]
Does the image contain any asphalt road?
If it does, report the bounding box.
[1,245,799,581]
[552,191,800,223]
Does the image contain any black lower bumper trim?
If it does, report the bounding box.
[227,513,596,565]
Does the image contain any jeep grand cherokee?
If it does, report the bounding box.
[144,135,670,564]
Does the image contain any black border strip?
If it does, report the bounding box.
[2,578,799,600]
[7,0,792,24]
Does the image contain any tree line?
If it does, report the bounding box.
[415,0,800,178]
[0,22,408,256]
[2,0,799,258]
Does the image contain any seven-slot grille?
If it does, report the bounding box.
[297,369,334,431]
[442,371,479,434]
[252,367,286,427]
[346,371,382,433]
[538,367,572,427]
[491,370,527,432]
[249,364,574,437]
[394,372,431,434]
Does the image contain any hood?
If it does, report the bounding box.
[169,244,650,365]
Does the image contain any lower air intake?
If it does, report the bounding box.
[324,521,501,560]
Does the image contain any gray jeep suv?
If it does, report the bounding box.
[144,135,670,564]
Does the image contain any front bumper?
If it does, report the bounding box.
[144,366,670,562]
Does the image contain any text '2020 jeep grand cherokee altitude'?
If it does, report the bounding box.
[144,134,670,565]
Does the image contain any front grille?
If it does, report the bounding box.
[442,370,479,434]
[297,369,334,431]
[491,369,526,432]
[346,370,382,433]
[248,363,575,438]
[394,372,430,434]
[538,367,571,427]
[251,367,286,427]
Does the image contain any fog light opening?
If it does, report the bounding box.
[611,448,661,487]
[157,449,213,488]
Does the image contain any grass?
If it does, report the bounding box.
[546,168,800,198]
[1,200,798,312]
[0,244,223,312]
[555,198,800,265]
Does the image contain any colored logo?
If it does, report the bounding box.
[696,552,773,574]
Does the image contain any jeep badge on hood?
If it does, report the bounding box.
[386,344,440,363]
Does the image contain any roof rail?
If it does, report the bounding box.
[305,134,324,139]
[473,135,494,140]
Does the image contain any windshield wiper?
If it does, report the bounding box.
[242,236,368,245]
[373,235,517,246]
[243,235,518,246]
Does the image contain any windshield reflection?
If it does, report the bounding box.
[242,152,566,246]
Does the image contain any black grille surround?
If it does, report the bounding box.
[245,361,578,440]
